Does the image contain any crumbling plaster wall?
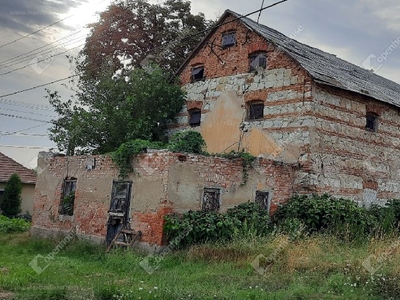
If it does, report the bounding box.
[306,84,400,206]
[32,151,296,246]
[176,15,313,165]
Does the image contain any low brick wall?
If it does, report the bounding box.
[32,151,297,247]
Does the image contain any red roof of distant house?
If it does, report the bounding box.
[0,152,36,184]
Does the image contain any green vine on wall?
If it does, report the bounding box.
[111,132,255,184]
[111,131,206,178]
[111,139,165,179]
[217,151,256,185]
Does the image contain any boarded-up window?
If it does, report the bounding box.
[248,101,264,120]
[255,191,270,212]
[60,178,77,216]
[202,188,220,212]
[189,109,201,127]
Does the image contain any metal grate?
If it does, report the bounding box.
[202,188,220,212]
[255,191,270,211]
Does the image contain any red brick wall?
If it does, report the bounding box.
[179,15,308,85]
[32,152,297,246]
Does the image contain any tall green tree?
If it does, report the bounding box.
[0,174,22,217]
[79,0,212,79]
[47,66,185,155]
[48,0,211,155]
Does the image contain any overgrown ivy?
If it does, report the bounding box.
[111,139,165,178]
[111,131,206,178]
[168,131,206,154]
[111,131,255,183]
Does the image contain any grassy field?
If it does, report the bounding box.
[1,232,400,299]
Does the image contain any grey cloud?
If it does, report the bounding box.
[0,0,86,34]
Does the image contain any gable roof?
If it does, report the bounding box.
[178,10,400,109]
[0,152,36,184]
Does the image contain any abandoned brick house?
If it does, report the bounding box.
[31,10,400,247]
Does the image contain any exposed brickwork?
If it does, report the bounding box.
[32,152,296,246]
[175,12,400,209]
[305,84,400,204]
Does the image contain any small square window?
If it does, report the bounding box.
[222,31,236,48]
[191,66,204,82]
[366,112,378,132]
[248,102,264,120]
[255,191,270,211]
[189,109,201,127]
[249,52,267,71]
[202,188,220,212]
[60,178,77,216]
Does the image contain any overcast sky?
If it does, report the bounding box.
[0,0,399,166]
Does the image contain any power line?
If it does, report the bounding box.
[0,43,84,76]
[0,1,289,126]
[0,30,84,68]
[0,112,52,123]
[0,0,110,50]
[257,0,266,23]
[0,75,78,99]
[0,124,48,138]
[0,15,73,50]
[0,107,56,118]
[1,0,289,77]
[0,98,54,111]
[0,144,52,150]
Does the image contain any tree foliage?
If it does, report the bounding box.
[78,0,212,79]
[47,66,185,155]
[0,174,22,217]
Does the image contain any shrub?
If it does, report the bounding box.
[167,131,206,154]
[273,194,376,240]
[164,202,270,248]
[369,199,400,235]
[0,215,30,233]
[0,173,22,217]
[111,139,165,178]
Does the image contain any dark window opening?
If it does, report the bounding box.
[248,102,264,120]
[366,112,378,132]
[191,66,204,82]
[255,191,270,211]
[222,31,236,48]
[60,178,77,216]
[189,109,201,127]
[249,52,267,71]
[202,188,220,212]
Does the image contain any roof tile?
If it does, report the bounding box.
[0,152,36,184]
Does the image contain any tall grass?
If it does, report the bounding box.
[1,232,400,299]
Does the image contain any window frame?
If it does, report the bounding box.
[247,101,265,121]
[249,52,267,72]
[60,178,77,216]
[366,112,379,132]
[222,31,236,48]
[202,188,221,212]
[188,108,201,127]
[255,190,270,213]
[191,65,205,82]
